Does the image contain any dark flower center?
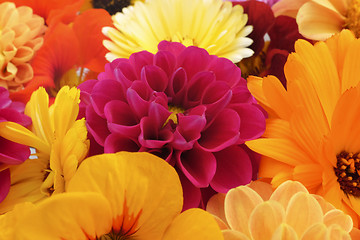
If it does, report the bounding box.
[96,230,132,240]
[92,0,131,15]
[334,151,360,196]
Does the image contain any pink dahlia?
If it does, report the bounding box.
[0,87,31,202]
[79,41,266,209]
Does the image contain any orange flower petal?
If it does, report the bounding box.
[271,223,298,240]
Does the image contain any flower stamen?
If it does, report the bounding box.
[334,151,360,196]
[344,0,360,37]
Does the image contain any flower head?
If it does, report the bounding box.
[0,86,89,213]
[246,29,360,225]
[207,180,355,239]
[102,0,254,63]
[0,152,224,240]
[0,87,31,202]
[0,2,45,92]
[79,41,266,209]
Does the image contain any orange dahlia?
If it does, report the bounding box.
[0,2,45,92]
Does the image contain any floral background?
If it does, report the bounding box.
[0,0,360,239]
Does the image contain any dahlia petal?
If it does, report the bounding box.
[285,192,323,237]
[270,180,309,209]
[169,67,188,106]
[91,79,126,117]
[177,169,201,211]
[162,208,223,240]
[206,193,227,227]
[249,201,285,240]
[154,50,176,78]
[210,146,252,193]
[230,85,255,105]
[222,230,250,240]
[177,46,211,79]
[271,223,298,240]
[141,65,168,92]
[231,103,266,143]
[176,146,216,188]
[157,40,186,57]
[104,133,140,153]
[224,186,263,237]
[187,71,216,106]
[126,87,152,119]
[145,145,174,165]
[325,224,351,240]
[129,50,154,79]
[198,109,240,152]
[85,106,110,146]
[323,209,353,232]
[0,108,31,126]
[0,137,30,165]
[202,81,232,118]
[208,57,242,88]
[0,88,11,109]
[0,169,10,203]
[247,181,273,201]
[113,61,137,85]
[301,223,327,240]
[172,114,206,151]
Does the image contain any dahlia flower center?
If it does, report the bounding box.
[92,0,131,15]
[165,105,185,125]
[334,151,360,196]
[344,0,360,38]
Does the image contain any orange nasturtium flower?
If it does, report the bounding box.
[246,29,360,226]
[207,180,358,239]
[0,152,224,240]
[0,86,89,213]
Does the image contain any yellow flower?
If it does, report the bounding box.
[207,180,355,240]
[272,0,360,41]
[102,0,253,63]
[0,2,46,91]
[245,29,360,226]
[1,152,224,240]
[0,86,89,213]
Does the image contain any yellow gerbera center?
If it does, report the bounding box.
[344,0,360,37]
[334,151,360,196]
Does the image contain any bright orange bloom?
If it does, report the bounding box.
[10,8,112,103]
[207,180,356,240]
[246,29,360,226]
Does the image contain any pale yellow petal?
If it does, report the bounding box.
[247,180,273,201]
[323,209,353,232]
[270,180,309,209]
[271,223,298,240]
[206,193,227,226]
[222,229,250,240]
[224,186,263,238]
[162,208,224,240]
[272,0,310,17]
[326,224,351,240]
[249,201,285,240]
[300,223,327,240]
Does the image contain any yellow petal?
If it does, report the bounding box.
[326,224,351,240]
[162,208,224,240]
[272,0,309,17]
[67,152,183,239]
[224,186,263,238]
[285,192,323,237]
[323,209,353,232]
[271,223,298,240]
[270,180,309,210]
[14,192,112,240]
[249,201,285,240]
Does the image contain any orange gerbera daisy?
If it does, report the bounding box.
[246,29,360,226]
[272,0,360,41]
[0,152,224,240]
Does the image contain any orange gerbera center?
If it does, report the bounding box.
[334,151,360,196]
[344,0,360,37]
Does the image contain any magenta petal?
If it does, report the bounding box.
[104,133,140,153]
[141,65,168,92]
[177,169,202,211]
[168,68,188,106]
[157,40,186,57]
[210,145,252,193]
[201,81,232,119]
[154,50,176,78]
[176,145,216,188]
[198,109,240,152]
[0,109,31,126]
[129,50,154,79]
[113,60,137,82]
[230,85,255,105]
[0,137,29,165]
[0,87,11,109]
[186,71,216,106]
[91,80,126,117]
[208,57,242,88]
[177,46,210,79]
[0,169,10,203]
[232,103,266,143]
[144,145,174,165]
[86,106,111,146]
[172,114,206,150]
